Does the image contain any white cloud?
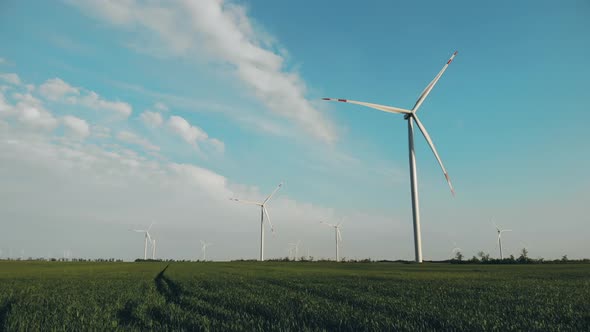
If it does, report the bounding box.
[75,91,132,117]
[0,73,21,85]
[39,78,79,101]
[167,115,224,153]
[18,107,58,129]
[167,115,208,145]
[209,138,225,153]
[92,125,111,138]
[140,111,163,128]
[39,77,132,117]
[70,0,337,143]
[154,102,168,112]
[168,163,230,197]
[8,93,58,130]
[116,130,160,152]
[62,115,90,138]
[0,91,9,113]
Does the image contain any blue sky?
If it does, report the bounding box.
[0,1,588,261]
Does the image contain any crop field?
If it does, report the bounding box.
[0,261,588,331]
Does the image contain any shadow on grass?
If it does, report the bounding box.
[0,299,14,329]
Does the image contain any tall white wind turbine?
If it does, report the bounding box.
[320,222,343,262]
[200,240,212,261]
[230,182,283,261]
[323,51,458,263]
[132,222,154,260]
[493,221,512,259]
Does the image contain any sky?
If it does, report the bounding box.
[0,0,588,261]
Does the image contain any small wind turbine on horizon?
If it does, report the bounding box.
[493,220,512,259]
[289,240,301,261]
[132,222,155,260]
[200,240,212,261]
[230,182,283,261]
[320,221,343,262]
[322,51,459,263]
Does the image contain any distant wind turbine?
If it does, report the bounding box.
[322,51,459,263]
[289,240,301,261]
[132,222,154,260]
[493,220,512,259]
[320,221,343,262]
[200,240,212,261]
[230,182,283,261]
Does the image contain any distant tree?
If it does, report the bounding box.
[561,255,568,262]
[454,251,463,262]
[517,248,530,263]
[477,251,490,262]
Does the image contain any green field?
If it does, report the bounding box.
[0,261,588,331]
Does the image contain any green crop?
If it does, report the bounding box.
[0,261,588,331]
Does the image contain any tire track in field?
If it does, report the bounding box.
[152,265,234,329]
[117,264,172,330]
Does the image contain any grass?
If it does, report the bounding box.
[0,261,588,331]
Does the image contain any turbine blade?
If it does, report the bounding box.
[229,198,262,206]
[263,206,275,234]
[322,98,412,114]
[412,114,455,196]
[146,232,152,242]
[491,219,502,232]
[147,222,154,232]
[320,221,336,228]
[263,182,283,204]
[337,229,343,243]
[503,229,512,232]
[412,51,458,112]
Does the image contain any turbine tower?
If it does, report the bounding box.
[322,51,458,262]
[132,222,154,260]
[321,221,342,262]
[230,182,283,261]
[200,240,212,261]
[493,221,512,259]
[289,240,301,261]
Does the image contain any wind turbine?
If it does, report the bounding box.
[493,221,512,259]
[200,240,212,261]
[230,182,282,261]
[132,222,154,260]
[289,240,301,261]
[320,221,343,262]
[322,51,458,263]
